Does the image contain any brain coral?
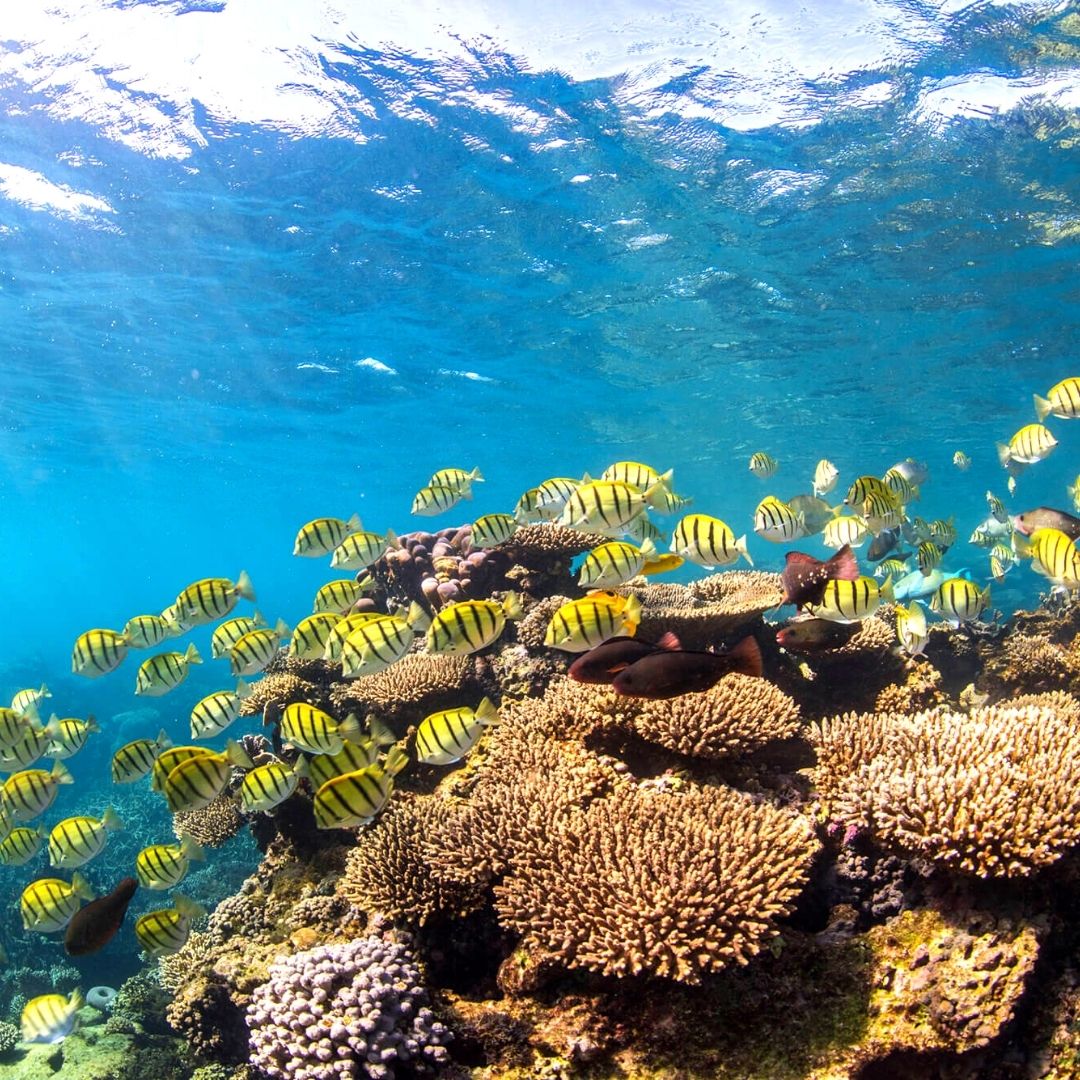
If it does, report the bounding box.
[811,705,1080,876]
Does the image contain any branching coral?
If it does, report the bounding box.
[328,652,477,722]
[241,670,322,718]
[811,705,1080,876]
[173,793,245,847]
[513,595,573,649]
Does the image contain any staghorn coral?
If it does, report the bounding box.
[812,705,1080,876]
[328,652,477,723]
[494,784,818,983]
[174,793,246,847]
[340,793,486,926]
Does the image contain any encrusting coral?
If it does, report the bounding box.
[812,704,1080,876]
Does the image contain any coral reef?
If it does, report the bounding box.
[0,1020,17,1055]
[246,935,450,1079]
[173,793,246,847]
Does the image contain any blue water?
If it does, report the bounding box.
[0,0,1079,1024]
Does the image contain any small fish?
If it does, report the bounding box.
[544,592,643,653]
[294,514,364,558]
[889,458,929,485]
[671,514,752,568]
[135,895,206,957]
[238,761,299,813]
[415,697,500,765]
[533,477,582,520]
[112,729,171,785]
[895,601,928,656]
[426,594,523,655]
[997,424,1057,469]
[0,723,54,770]
[46,715,100,760]
[513,487,544,524]
[21,989,83,1043]
[322,611,393,662]
[312,746,408,829]
[190,680,253,739]
[557,480,659,536]
[983,490,1008,524]
[1068,476,1080,515]
[1008,476,1017,496]
[866,528,899,562]
[470,513,518,549]
[429,466,484,493]
[749,451,779,479]
[578,539,656,589]
[122,614,177,649]
[805,576,894,624]
[136,835,204,890]
[135,643,202,696]
[281,703,363,756]
[1014,528,1080,590]
[174,571,256,627]
[753,496,804,543]
[844,475,894,509]
[916,540,943,576]
[823,515,869,550]
[313,578,371,614]
[875,558,909,580]
[161,741,253,813]
[64,877,138,957]
[780,545,859,608]
[228,620,290,677]
[953,450,971,471]
[861,489,902,534]
[929,518,957,548]
[331,528,398,570]
[601,462,672,492]
[647,486,693,515]
[339,615,416,678]
[151,746,217,792]
[989,543,1016,582]
[299,738,383,790]
[159,601,192,633]
[813,459,839,497]
[48,809,123,869]
[1034,378,1080,422]
[625,514,665,547]
[11,684,49,715]
[893,567,956,602]
[567,633,681,684]
[1013,507,1080,540]
[21,873,94,932]
[72,628,129,678]
[412,483,467,517]
[289,613,341,660]
[930,578,991,624]
[0,825,46,866]
[210,614,266,659]
[969,519,1010,548]
[775,619,858,652]
[2,759,73,821]
[883,468,919,505]
[611,636,763,699]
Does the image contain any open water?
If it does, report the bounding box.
[0,0,1078,1036]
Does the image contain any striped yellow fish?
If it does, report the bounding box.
[930,578,990,625]
[312,746,408,830]
[895,601,928,657]
[0,724,54,770]
[151,745,216,792]
[190,680,253,739]
[2,760,73,821]
[339,615,416,678]
[331,528,398,570]
[749,451,778,479]
[299,739,383,790]
[122,614,177,649]
[112,729,171,785]
[532,477,581,520]
[228,620,290,677]
[0,825,46,866]
[21,989,83,1044]
[754,496,805,543]
[823,515,869,550]
[322,611,392,662]
[174,571,256,627]
[425,594,523,656]
[1014,528,1080,590]
[953,450,971,471]
[861,489,902,533]
[997,424,1057,468]
[805,577,894,624]
[71,628,129,678]
[136,835,204,890]
[159,601,193,634]
[600,461,672,492]
[238,761,299,813]
[813,459,839,497]
[415,697,499,765]
[135,643,202,696]
[135,895,206,957]
[916,540,942,576]
[46,716,100,760]
[470,513,518,549]
[844,475,894,508]
[48,809,123,869]
[411,482,467,517]
[1035,378,1080,422]
[280,704,363,756]
[20,873,94,932]
[876,558,909,580]
[429,466,483,493]
[626,513,665,547]
[0,708,31,751]
[313,578,372,614]
[210,614,266,659]
[883,468,919,504]
[985,490,1009,523]
[990,543,1016,583]
[557,480,659,536]
[513,487,543,524]
[929,518,957,548]
[578,539,655,589]
[289,612,341,660]
[294,514,363,558]
[162,741,253,813]
[646,487,693,515]
[544,592,643,652]
[11,684,49,715]
[671,514,752,568]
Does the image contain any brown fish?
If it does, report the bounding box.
[1013,507,1080,540]
[611,636,762,699]
[567,632,681,684]
[780,544,859,607]
[776,618,857,652]
[64,877,138,957]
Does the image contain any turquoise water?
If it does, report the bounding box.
[0,0,1079,1023]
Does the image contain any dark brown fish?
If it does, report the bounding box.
[567,632,681,684]
[780,544,859,607]
[867,528,898,562]
[611,636,763,699]
[64,877,138,957]
[1013,507,1080,540]
[776,618,857,653]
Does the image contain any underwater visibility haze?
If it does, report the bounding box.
[1,0,1080,1077]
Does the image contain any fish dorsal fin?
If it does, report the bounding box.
[726,635,764,679]
[655,631,681,651]
[827,544,860,581]
[783,551,819,567]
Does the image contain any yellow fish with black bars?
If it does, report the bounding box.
[749,451,778,479]
[161,741,253,813]
[122,613,177,649]
[289,612,341,660]
[46,715,100,760]
[0,825,46,866]
[71,628,129,678]
[312,577,373,614]
[930,578,990,625]
[136,835,204,890]
[754,496,804,543]
[671,514,753,568]
[339,613,418,678]
[331,528,398,570]
[0,707,32,751]
[0,724,54,771]
[2,759,73,821]
[228,620,290,677]
[238,760,299,813]
[281,704,364,756]
[996,423,1057,469]
[48,809,123,869]
[322,611,392,662]
[135,895,206,957]
[111,729,171,784]
[312,746,408,830]
[1014,528,1080,590]
[415,697,499,765]
[21,989,83,1044]
[544,592,643,652]
[429,466,483,493]
[211,613,266,659]
[557,479,662,536]
[426,594,523,655]
[1034,377,1080,422]
[20,873,94,932]
[532,477,581,520]
[294,514,363,558]
[805,577,894,624]
[151,745,217,792]
[190,680,253,740]
[135,643,202,696]
[173,571,256,627]
[412,482,468,517]
[578,539,656,589]
[600,461,672,492]
[11,684,48,715]
[895,601,928,657]
[470,513,518,549]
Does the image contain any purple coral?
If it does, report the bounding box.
[246,936,450,1079]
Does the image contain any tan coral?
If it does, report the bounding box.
[1007,690,1080,720]
[514,595,574,649]
[240,671,320,718]
[506,524,607,559]
[874,661,948,714]
[686,570,784,608]
[328,652,476,720]
[811,705,1080,876]
[493,784,818,983]
[173,793,245,848]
